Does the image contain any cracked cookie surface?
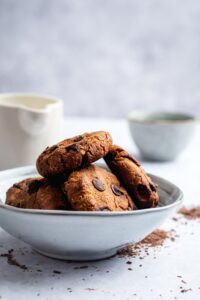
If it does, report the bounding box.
[104,145,159,209]
[6,177,68,210]
[36,131,112,177]
[63,165,136,211]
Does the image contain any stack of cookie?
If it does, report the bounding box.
[6,131,159,211]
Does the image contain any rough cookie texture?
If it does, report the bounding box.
[36,131,113,177]
[6,177,68,210]
[63,165,136,211]
[104,145,159,209]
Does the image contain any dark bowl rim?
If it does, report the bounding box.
[128,110,196,125]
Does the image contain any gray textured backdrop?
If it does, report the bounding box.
[0,0,200,117]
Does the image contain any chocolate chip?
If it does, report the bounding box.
[111,184,124,196]
[105,150,140,167]
[44,146,50,152]
[44,145,58,154]
[27,180,43,194]
[67,144,79,153]
[92,177,106,192]
[13,183,21,189]
[73,135,84,142]
[137,184,150,199]
[49,145,58,151]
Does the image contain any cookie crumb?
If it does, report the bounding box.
[80,265,88,269]
[181,279,187,284]
[74,265,88,270]
[0,249,28,271]
[53,270,62,274]
[180,288,192,293]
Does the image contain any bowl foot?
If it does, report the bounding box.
[33,248,117,261]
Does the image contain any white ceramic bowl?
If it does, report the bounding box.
[128,111,196,161]
[0,166,183,261]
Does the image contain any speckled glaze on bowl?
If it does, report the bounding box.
[128,111,196,161]
[0,166,183,261]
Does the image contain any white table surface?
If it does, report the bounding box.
[0,117,200,300]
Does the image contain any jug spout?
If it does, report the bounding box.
[18,108,53,136]
[0,93,63,169]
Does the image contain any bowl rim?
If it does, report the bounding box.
[128,110,196,125]
[0,166,183,217]
[0,92,63,114]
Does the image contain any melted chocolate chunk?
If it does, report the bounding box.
[67,144,79,153]
[44,145,58,154]
[92,177,106,192]
[13,183,21,189]
[137,184,150,199]
[111,184,124,196]
[105,149,140,167]
[73,135,84,142]
[27,180,43,194]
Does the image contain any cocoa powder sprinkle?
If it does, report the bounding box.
[118,229,171,258]
[141,229,169,247]
[178,206,200,219]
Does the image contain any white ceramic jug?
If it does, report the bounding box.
[0,93,63,170]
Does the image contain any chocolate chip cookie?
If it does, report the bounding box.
[36,131,113,177]
[63,165,136,211]
[104,145,159,209]
[6,177,68,210]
